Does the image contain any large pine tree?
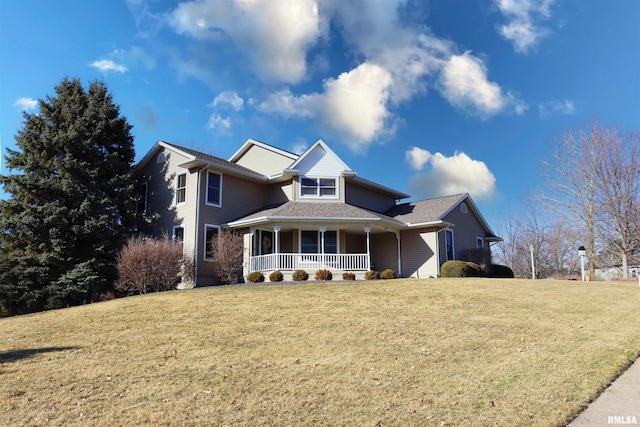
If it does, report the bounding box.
[0,78,136,314]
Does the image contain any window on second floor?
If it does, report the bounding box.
[175,173,187,206]
[206,171,222,207]
[300,177,337,198]
[476,237,484,249]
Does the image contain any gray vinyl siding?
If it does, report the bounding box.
[233,144,295,176]
[442,203,488,260]
[345,180,396,212]
[370,232,398,273]
[137,147,197,259]
[267,181,293,204]
[401,229,438,278]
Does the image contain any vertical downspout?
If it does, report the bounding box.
[193,165,208,287]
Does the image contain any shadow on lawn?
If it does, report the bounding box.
[0,346,80,364]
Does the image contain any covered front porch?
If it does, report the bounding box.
[244,224,401,278]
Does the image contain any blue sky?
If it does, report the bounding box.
[1,0,639,225]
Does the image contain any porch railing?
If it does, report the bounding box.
[250,253,370,272]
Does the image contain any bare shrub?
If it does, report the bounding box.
[116,235,183,295]
[208,229,244,284]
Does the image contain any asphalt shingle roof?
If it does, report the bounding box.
[230,201,404,225]
[384,194,465,224]
[164,141,265,178]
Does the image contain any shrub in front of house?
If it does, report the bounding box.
[380,269,397,280]
[247,271,265,283]
[269,270,284,282]
[342,272,356,281]
[364,270,379,280]
[292,269,309,281]
[315,269,333,281]
[440,261,483,278]
[489,264,515,278]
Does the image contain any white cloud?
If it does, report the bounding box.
[14,97,38,111]
[406,149,497,202]
[538,99,575,118]
[495,0,554,53]
[90,59,128,73]
[259,62,394,152]
[406,146,432,171]
[114,46,157,69]
[437,52,526,118]
[206,114,232,134]
[210,91,244,111]
[170,0,322,83]
[165,0,528,151]
[321,63,394,148]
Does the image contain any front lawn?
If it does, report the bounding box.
[1,278,639,426]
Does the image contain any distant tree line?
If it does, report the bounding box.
[493,121,640,279]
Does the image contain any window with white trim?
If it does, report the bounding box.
[175,172,187,205]
[476,237,484,249]
[300,177,337,198]
[445,229,454,261]
[204,224,220,260]
[300,230,338,254]
[460,202,468,214]
[173,225,184,252]
[206,171,222,206]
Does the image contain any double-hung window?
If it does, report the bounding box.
[300,177,336,198]
[206,172,222,207]
[175,173,187,206]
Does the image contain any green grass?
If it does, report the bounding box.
[1,278,639,426]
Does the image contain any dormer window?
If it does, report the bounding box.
[300,177,337,198]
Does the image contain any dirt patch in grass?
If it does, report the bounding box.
[1,278,639,426]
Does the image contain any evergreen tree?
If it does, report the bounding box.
[0,77,136,314]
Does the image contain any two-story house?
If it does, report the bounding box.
[135,138,500,286]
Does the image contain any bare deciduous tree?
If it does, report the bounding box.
[208,229,244,284]
[539,121,607,279]
[594,128,640,278]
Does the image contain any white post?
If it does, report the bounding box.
[364,226,371,271]
[395,231,402,276]
[248,228,254,272]
[319,227,326,269]
[580,255,586,281]
[273,225,280,270]
[529,244,535,280]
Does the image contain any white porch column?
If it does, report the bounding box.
[395,231,402,276]
[273,225,280,270]
[364,225,371,270]
[248,228,255,272]
[319,226,326,269]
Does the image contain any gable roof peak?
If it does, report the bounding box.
[289,139,352,173]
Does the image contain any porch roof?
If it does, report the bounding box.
[226,201,405,229]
